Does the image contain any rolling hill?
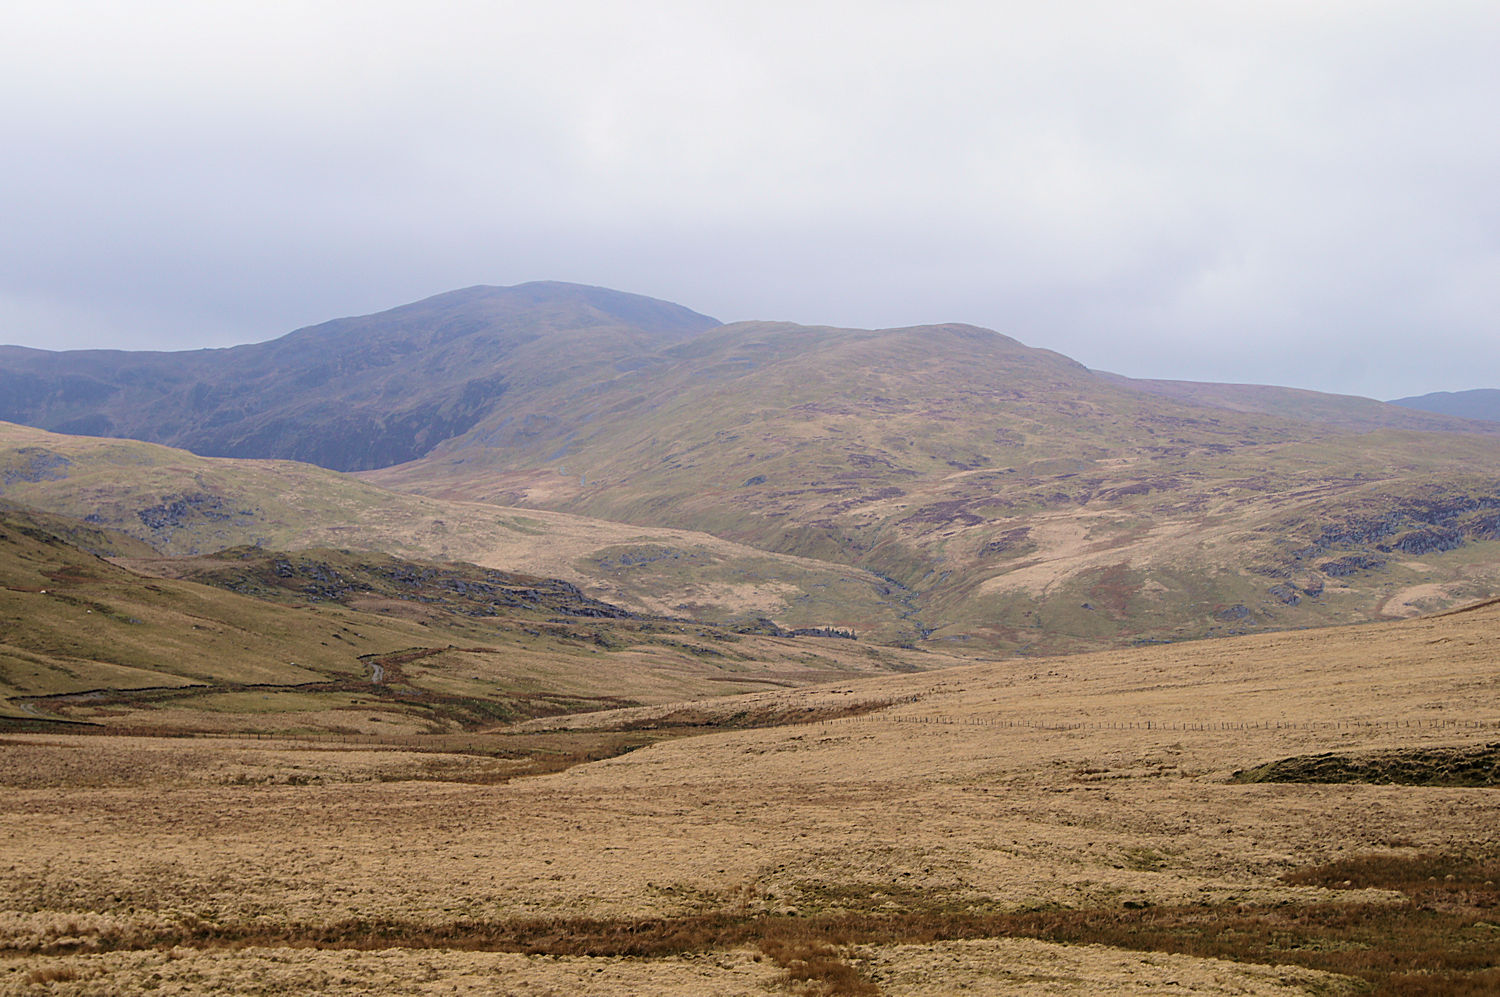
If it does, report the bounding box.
[0,504,950,731]
[364,316,1500,652]
[5,282,1500,654]
[0,422,916,638]
[1391,387,1500,423]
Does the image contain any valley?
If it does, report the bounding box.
[1,282,1497,995]
[0,504,946,733]
[6,284,1500,655]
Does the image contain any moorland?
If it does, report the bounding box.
[1,282,1496,994]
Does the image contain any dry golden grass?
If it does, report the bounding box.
[2,601,1499,993]
[27,631,960,736]
[0,946,779,996]
[0,421,911,635]
[0,736,528,789]
[0,940,1352,996]
[859,939,1345,996]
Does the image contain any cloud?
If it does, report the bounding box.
[1,1,1497,397]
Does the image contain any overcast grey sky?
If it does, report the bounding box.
[2,2,1497,399]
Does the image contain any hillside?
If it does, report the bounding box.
[6,283,1500,653]
[0,282,719,471]
[0,506,951,732]
[1099,373,1500,435]
[367,317,1500,653]
[1391,387,1500,423]
[4,588,1497,993]
[0,422,915,639]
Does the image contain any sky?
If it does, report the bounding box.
[2,2,1497,400]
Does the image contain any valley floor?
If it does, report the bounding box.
[3,604,1499,995]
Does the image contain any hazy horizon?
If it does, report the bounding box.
[3,2,1497,400]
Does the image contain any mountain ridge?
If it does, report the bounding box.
[0,282,720,471]
[6,283,1500,653]
[1098,373,1500,436]
[1390,387,1500,424]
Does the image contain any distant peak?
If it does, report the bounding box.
[1390,388,1500,424]
[394,281,721,331]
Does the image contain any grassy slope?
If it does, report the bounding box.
[9,286,1499,655]
[0,506,961,731]
[0,506,411,709]
[121,546,644,621]
[3,593,1498,993]
[369,321,1500,653]
[0,421,913,638]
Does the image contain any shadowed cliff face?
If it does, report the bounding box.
[0,282,720,472]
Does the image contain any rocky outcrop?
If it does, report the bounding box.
[1319,554,1388,577]
[187,550,640,620]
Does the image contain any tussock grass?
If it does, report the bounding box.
[759,926,877,997]
[1284,849,1500,894]
[24,965,80,984]
[10,601,1500,994]
[9,861,1495,997]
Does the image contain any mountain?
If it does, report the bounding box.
[366,317,1500,652]
[1100,374,1499,435]
[5,284,1500,654]
[1390,388,1500,424]
[7,284,1500,995]
[0,282,719,472]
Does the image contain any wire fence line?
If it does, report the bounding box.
[822,714,1500,733]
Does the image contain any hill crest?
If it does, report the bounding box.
[0,282,721,471]
[1390,387,1500,424]
[7,283,1500,653]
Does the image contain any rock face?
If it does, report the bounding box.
[0,283,719,472]
[156,547,643,620]
[1290,494,1500,574]
[1319,555,1388,577]
[1267,583,1302,605]
[0,448,70,486]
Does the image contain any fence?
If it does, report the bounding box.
[826,714,1500,733]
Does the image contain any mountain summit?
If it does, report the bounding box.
[0,282,719,471]
[5,282,1500,652]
